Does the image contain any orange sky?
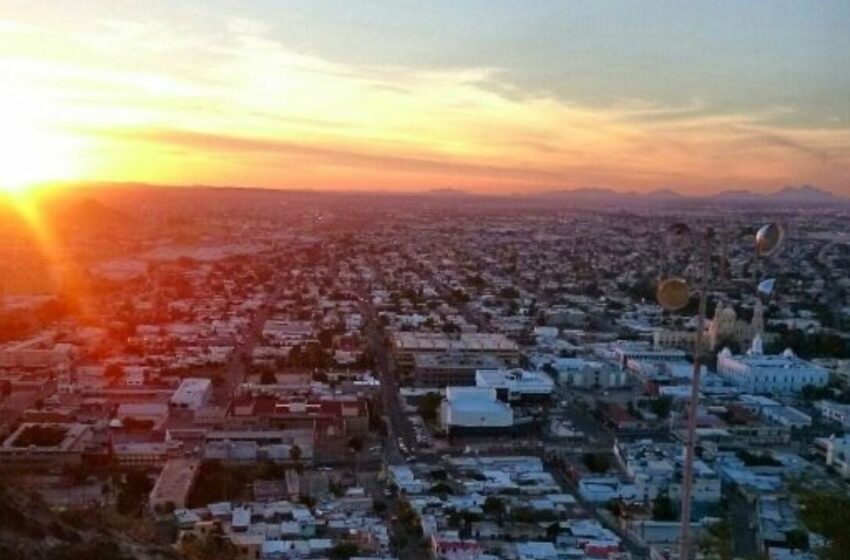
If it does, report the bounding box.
[1,2,848,196]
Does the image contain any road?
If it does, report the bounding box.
[548,460,650,559]
[729,490,758,559]
[213,276,290,407]
[358,278,416,465]
[364,307,418,464]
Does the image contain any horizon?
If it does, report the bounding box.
[22,180,848,200]
[1,1,849,196]
[3,6,850,558]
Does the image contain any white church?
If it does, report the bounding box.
[716,335,829,395]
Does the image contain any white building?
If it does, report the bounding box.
[440,387,513,433]
[170,378,212,410]
[611,343,687,370]
[116,402,170,427]
[824,435,850,479]
[816,401,850,428]
[616,441,721,504]
[577,477,640,503]
[717,337,829,395]
[474,369,554,401]
[387,465,424,494]
[531,356,627,388]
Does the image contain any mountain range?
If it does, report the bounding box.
[539,184,846,205]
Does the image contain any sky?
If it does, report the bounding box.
[1,0,849,195]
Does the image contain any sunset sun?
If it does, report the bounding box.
[0,90,79,195]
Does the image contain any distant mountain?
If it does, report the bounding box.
[770,184,841,203]
[37,197,135,232]
[645,188,685,200]
[710,190,764,203]
[541,187,637,199]
[426,188,471,196]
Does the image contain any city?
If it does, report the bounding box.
[1,2,849,560]
[1,187,849,560]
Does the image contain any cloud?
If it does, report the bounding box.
[2,10,848,194]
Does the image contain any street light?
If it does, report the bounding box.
[654,222,785,560]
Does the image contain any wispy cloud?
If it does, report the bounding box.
[1,10,848,194]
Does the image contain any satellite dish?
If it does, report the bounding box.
[664,223,692,250]
[755,223,784,257]
[657,278,691,311]
[757,278,777,300]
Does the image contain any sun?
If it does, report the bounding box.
[0,89,79,195]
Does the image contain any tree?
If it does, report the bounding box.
[347,435,363,453]
[288,345,302,367]
[417,392,442,423]
[483,496,504,518]
[329,542,359,560]
[785,528,809,551]
[699,519,733,560]
[372,499,387,514]
[652,494,677,521]
[289,444,302,463]
[799,493,850,560]
[180,532,237,560]
[116,472,152,517]
[318,329,335,349]
[582,452,611,473]
[104,364,124,381]
[649,396,673,419]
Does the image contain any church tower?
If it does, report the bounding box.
[751,300,765,337]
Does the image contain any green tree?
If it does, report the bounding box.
[799,493,850,560]
[582,452,611,473]
[652,494,677,521]
[116,471,152,517]
[483,496,504,518]
[699,519,733,560]
[649,396,673,419]
[289,444,302,463]
[180,532,237,560]
[785,528,809,551]
[329,542,359,560]
[417,392,442,423]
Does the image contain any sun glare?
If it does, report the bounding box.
[0,90,78,195]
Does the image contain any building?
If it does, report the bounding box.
[261,320,314,345]
[0,335,75,369]
[653,300,766,353]
[537,357,628,388]
[616,440,721,504]
[149,457,200,510]
[815,400,850,428]
[0,423,93,468]
[170,378,212,410]
[823,435,850,479]
[113,442,172,467]
[440,387,513,435]
[474,369,554,402]
[717,337,829,394]
[413,352,505,388]
[116,402,170,427]
[391,332,519,373]
[611,343,687,370]
[761,404,812,429]
[387,465,424,494]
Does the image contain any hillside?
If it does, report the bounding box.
[0,483,176,560]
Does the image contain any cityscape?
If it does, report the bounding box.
[1,3,849,560]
